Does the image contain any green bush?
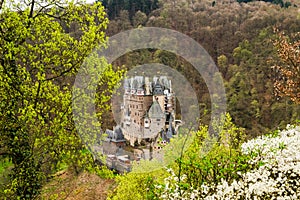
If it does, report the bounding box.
[110,114,258,199]
[163,113,258,194]
[107,170,167,200]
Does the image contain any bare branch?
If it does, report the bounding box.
[0,0,4,11]
[33,1,57,18]
[29,0,35,19]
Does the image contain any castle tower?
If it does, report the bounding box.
[120,75,177,146]
[145,77,150,95]
[143,100,166,138]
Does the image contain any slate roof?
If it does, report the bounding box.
[166,115,174,139]
[148,101,165,119]
[106,126,126,142]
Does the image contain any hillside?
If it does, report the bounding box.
[40,171,115,200]
[0,0,299,199]
[101,0,300,137]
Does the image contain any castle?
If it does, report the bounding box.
[120,75,177,146]
[101,75,179,172]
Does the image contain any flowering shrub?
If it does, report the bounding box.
[154,168,200,200]
[156,125,300,199]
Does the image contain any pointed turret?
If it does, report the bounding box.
[148,100,165,119]
[166,115,174,141]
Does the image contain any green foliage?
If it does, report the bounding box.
[217,113,247,149]
[107,170,167,200]
[162,128,195,165]
[94,166,116,179]
[0,158,12,175]
[110,114,257,199]
[226,29,299,136]
[131,159,165,173]
[3,157,46,199]
[172,114,255,190]
[0,158,13,197]
[100,0,159,20]
[105,0,300,137]
[0,1,123,199]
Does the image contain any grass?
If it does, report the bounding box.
[0,157,13,197]
[0,157,13,174]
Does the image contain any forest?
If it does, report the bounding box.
[102,0,300,136]
[0,0,299,199]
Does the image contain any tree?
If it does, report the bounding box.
[132,10,147,27]
[273,31,300,104]
[98,0,159,20]
[0,0,123,199]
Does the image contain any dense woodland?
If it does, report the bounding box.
[98,0,300,137]
[0,0,299,199]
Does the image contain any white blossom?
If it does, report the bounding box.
[155,125,300,199]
